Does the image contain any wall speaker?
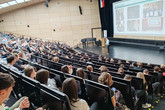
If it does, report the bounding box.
[79,6,82,15]
[44,2,49,7]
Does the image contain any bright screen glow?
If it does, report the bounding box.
[113,0,165,37]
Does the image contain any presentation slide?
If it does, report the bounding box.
[113,0,165,37]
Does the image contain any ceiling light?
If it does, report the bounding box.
[0,3,9,8]
[25,0,31,2]
[16,0,24,3]
[8,1,17,5]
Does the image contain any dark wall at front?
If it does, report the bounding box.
[98,0,120,38]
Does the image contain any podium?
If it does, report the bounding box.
[101,38,106,47]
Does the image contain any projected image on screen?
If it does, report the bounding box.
[143,1,163,18]
[127,20,139,31]
[127,6,140,19]
[116,8,124,20]
[116,20,125,32]
[143,18,163,32]
[113,0,165,37]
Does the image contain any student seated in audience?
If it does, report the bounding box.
[99,65,108,73]
[0,72,30,110]
[62,78,89,110]
[53,57,59,63]
[76,68,85,81]
[117,60,122,65]
[154,66,163,94]
[154,66,163,82]
[86,58,93,65]
[134,62,143,71]
[98,72,116,107]
[87,65,93,72]
[110,58,114,64]
[6,55,20,73]
[24,65,36,79]
[61,65,73,74]
[143,69,149,75]
[36,69,58,90]
[13,53,25,71]
[124,75,137,101]
[117,67,125,78]
[86,65,93,80]
[98,55,102,62]
[105,58,109,63]
[136,72,151,108]
[119,64,125,68]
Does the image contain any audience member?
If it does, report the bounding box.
[6,55,20,73]
[98,72,116,107]
[36,69,58,90]
[62,78,89,110]
[134,62,143,71]
[0,72,30,110]
[61,65,73,74]
[143,69,149,75]
[117,68,125,78]
[124,75,137,101]
[136,72,151,108]
[76,68,85,81]
[53,57,59,63]
[99,65,108,73]
[24,65,36,79]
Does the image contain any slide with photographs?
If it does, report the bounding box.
[113,0,165,37]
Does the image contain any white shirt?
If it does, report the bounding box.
[70,99,89,110]
[0,105,20,110]
[106,39,109,46]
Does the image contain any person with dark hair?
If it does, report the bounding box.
[24,65,36,79]
[0,72,30,110]
[61,65,69,73]
[117,68,125,78]
[36,69,58,90]
[98,72,116,107]
[136,72,151,108]
[143,69,149,75]
[86,65,93,80]
[154,66,163,94]
[124,75,137,101]
[134,62,143,71]
[13,53,25,71]
[154,66,162,82]
[76,68,85,81]
[62,78,89,110]
[61,65,73,74]
[6,55,20,73]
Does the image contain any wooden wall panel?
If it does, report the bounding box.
[0,0,101,46]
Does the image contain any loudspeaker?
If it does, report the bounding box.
[44,2,49,7]
[79,6,82,15]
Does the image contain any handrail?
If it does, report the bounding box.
[2,31,65,43]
